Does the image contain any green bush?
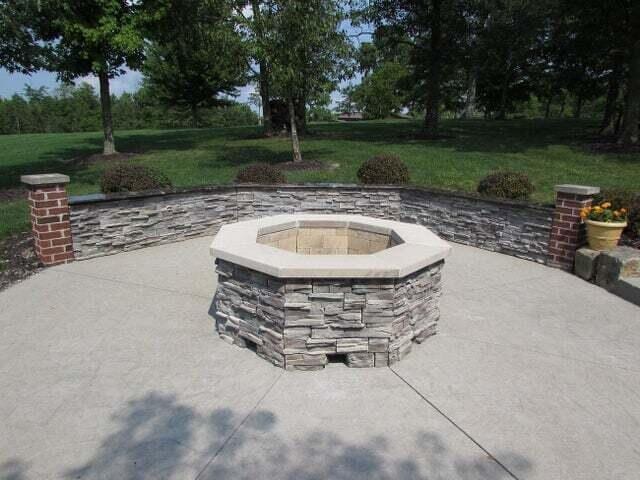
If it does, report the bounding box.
[235,163,286,184]
[594,189,640,238]
[477,171,534,200]
[357,154,410,185]
[100,163,172,193]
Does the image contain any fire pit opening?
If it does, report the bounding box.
[327,353,348,365]
[256,220,402,255]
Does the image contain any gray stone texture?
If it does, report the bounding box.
[595,247,640,290]
[21,173,70,185]
[574,248,600,281]
[214,258,443,370]
[69,185,554,263]
[69,188,236,258]
[400,188,552,263]
[554,184,600,195]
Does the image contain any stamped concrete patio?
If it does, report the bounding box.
[1,237,639,480]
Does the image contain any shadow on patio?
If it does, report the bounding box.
[26,391,535,480]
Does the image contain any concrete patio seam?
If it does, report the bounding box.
[441,333,640,374]
[193,370,285,480]
[51,268,213,300]
[388,366,522,480]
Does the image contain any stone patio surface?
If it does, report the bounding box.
[1,237,639,480]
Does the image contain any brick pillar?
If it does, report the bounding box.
[21,174,74,266]
[547,184,600,270]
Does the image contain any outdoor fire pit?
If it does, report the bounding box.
[211,214,451,370]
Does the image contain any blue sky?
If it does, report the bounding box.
[0,66,357,112]
[0,68,141,98]
[0,67,260,104]
[0,66,355,111]
[0,19,368,109]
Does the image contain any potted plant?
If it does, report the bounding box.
[580,201,628,251]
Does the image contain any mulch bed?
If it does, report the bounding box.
[585,135,640,154]
[277,160,331,172]
[0,232,42,292]
[64,151,140,167]
[620,233,640,250]
[0,188,27,202]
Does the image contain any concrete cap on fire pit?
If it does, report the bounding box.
[211,214,451,278]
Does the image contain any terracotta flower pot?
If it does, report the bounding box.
[585,219,627,251]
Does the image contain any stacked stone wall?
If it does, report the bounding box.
[214,259,443,370]
[69,189,236,258]
[400,189,552,263]
[68,185,554,263]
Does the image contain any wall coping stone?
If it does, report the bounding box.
[21,173,70,186]
[554,184,600,195]
[68,183,555,211]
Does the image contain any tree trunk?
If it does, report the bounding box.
[295,96,306,134]
[251,0,273,137]
[98,70,116,155]
[288,97,302,162]
[497,70,510,120]
[618,37,640,145]
[615,109,623,134]
[423,0,441,136]
[544,96,552,119]
[573,95,583,119]
[259,62,273,136]
[191,104,199,128]
[460,69,477,119]
[559,95,566,117]
[600,57,622,135]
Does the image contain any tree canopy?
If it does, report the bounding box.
[1,0,639,146]
[141,0,249,127]
[0,0,146,153]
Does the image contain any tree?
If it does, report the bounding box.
[0,0,145,155]
[142,0,248,128]
[363,0,468,136]
[350,62,409,118]
[473,0,548,119]
[267,0,351,162]
[618,0,640,145]
[0,0,47,74]
[234,0,278,136]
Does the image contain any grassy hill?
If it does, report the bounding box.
[1,118,639,244]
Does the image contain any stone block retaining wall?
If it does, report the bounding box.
[400,188,552,262]
[68,184,554,263]
[214,258,443,370]
[69,188,236,259]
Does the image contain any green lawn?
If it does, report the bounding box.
[1,119,638,244]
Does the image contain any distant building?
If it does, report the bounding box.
[338,112,364,121]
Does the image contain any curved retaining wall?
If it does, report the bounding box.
[67,184,554,264]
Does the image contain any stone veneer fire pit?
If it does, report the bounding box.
[211,214,451,370]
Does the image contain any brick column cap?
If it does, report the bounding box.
[554,184,600,195]
[21,173,70,186]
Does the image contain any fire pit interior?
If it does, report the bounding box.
[211,214,451,370]
[256,221,402,255]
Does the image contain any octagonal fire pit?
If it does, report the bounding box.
[211,214,451,370]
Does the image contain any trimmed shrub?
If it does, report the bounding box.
[477,171,534,200]
[235,163,286,184]
[357,154,410,185]
[594,189,640,238]
[100,163,172,193]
